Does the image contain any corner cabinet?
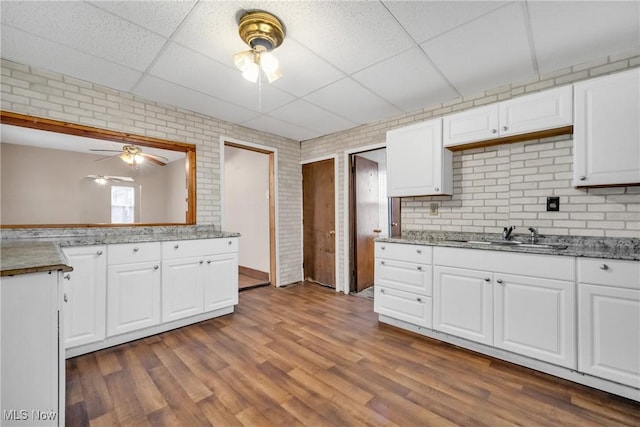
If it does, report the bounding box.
[573,68,640,187]
[386,119,453,197]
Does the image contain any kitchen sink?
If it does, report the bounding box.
[444,239,568,250]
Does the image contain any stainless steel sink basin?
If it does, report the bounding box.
[444,239,567,250]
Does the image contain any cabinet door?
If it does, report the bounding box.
[578,284,640,388]
[574,68,640,186]
[162,257,204,322]
[1,272,60,426]
[387,119,451,196]
[433,266,493,345]
[61,246,106,349]
[107,262,161,336]
[443,105,499,147]
[374,286,432,328]
[494,274,576,368]
[499,86,573,136]
[203,253,239,312]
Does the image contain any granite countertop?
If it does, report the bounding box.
[377,231,640,261]
[0,241,73,276]
[1,225,241,276]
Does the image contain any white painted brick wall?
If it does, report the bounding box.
[1,59,303,285]
[301,50,640,290]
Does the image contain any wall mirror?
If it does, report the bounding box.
[0,111,196,227]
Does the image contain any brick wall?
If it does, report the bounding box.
[301,50,640,290]
[1,59,303,285]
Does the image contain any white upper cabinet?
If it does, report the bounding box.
[573,68,640,187]
[386,118,453,197]
[444,86,573,147]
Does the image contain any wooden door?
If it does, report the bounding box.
[302,159,335,287]
[353,155,378,292]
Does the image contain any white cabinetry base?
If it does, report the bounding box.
[66,305,233,358]
[378,314,640,402]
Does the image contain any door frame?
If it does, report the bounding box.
[343,142,386,294]
[220,137,280,287]
[300,154,340,292]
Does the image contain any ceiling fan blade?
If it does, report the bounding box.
[95,153,120,162]
[143,154,167,166]
[105,176,135,182]
[89,149,123,153]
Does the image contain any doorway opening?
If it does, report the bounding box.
[348,148,400,294]
[302,157,337,289]
[223,141,277,289]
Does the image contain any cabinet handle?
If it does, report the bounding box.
[64,273,71,280]
[207,260,211,264]
[381,261,386,265]
[491,129,497,134]
[417,266,422,271]
[416,249,422,254]
[133,247,139,252]
[380,289,385,294]
[63,294,68,303]
[434,187,440,192]
[484,277,491,282]
[496,278,504,284]
[228,240,233,245]
[199,260,204,264]
[600,264,609,270]
[96,250,103,256]
[502,126,508,131]
[416,297,422,302]
[153,265,159,270]
[579,176,586,181]
[174,244,179,249]
[381,246,386,250]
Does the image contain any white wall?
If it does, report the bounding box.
[224,145,270,274]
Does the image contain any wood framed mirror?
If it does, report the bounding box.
[0,111,196,228]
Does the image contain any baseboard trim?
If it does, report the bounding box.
[239,265,269,281]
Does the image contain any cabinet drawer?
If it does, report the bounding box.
[374,286,432,328]
[375,242,431,264]
[375,259,432,296]
[108,242,161,265]
[577,258,640,290]
[162,238,238,259]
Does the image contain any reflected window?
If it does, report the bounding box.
[111,186,135,224]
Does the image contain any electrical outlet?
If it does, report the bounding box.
[429,203,439,216]
[547,196,560,212]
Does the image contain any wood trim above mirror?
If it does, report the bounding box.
[1,111,197,228]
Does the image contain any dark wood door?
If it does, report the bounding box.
[354,156,379,292]
[302,159,335,287]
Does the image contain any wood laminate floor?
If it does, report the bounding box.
[238,273,269,290]
[66,282,640,426]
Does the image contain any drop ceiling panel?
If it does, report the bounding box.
[383,1,508,43]
[133,75,261,127]
[147,43,294,113]
[305,78,403,125]
[88,0,197,38]
[353,47,459,112]
[0,1,167,71]
[421,2,536,97]
[250,1,414,74]
[269,100,359,135]
[241,115,318,142]
[528,1,640,73]
[1,26,142,93]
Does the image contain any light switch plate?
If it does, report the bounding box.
[430,203,439,216]
[547,196,560,211]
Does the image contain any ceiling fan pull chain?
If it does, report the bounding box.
[258,70,263,113]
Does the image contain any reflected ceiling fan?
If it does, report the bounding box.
[90,144,168,166]
[85,175,135,185]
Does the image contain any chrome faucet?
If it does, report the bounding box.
[528,226,538,243]
[502,225,516,240]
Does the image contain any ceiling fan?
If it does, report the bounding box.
[90,144,168,166]
[85,174,135,185]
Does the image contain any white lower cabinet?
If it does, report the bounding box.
[162,256,205,322]
[1,271,65,426]
[374,242,432,328]
[578,258,640,388]
[494,274,575,368]
[433,266,493,345]
[61,245,106,349]
[204,253,239,312]
[107,242,162,337]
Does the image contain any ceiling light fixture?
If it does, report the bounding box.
[233,11,285,84]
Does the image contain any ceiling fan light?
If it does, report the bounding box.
[233,50,254,72]
[94,177,107,185]
[134,154,144,164]
[242,62,260,83]
[265,68,282,83]
[260,52,279,74]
